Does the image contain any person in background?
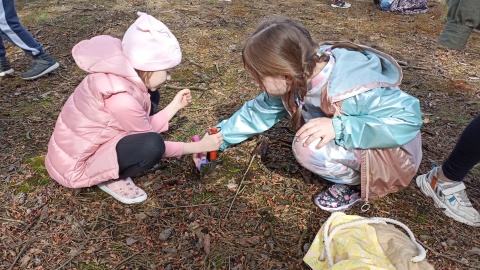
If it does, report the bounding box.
[0,0,59,79]
[331,0,351,8]
[437,0,480,50]
[374,0,428,14]
[215,17,423,212]
[416,115,480,227]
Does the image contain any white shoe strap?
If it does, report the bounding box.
[441,182,466,195]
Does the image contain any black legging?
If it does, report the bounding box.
[442,114,480,181]
[116,132,165,179]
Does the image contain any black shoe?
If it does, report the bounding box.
[0,58,14,77]
[21,53,59,80]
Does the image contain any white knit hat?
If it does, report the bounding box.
[122,12,182,71]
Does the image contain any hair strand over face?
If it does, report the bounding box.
[242,17,364,132]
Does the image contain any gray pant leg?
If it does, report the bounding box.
[438,0,480,50]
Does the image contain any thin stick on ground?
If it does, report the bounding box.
[224,152,257,220]
[224,139,269,220]
[165,85,208,91]
[418,240,480,269]
[8,238,33,270]
[114,251,141,270]
[0,217,26,224]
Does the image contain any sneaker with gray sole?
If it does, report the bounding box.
[416,166,480,227]
[0,59,14,77]
[21,53,59,80]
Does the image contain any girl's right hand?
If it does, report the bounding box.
[200,132,223,152]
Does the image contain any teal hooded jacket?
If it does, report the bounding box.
[217,43,422,153]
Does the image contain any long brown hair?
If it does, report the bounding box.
[135,69,154,85]
[242,17,362,132]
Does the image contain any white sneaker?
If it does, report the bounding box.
[416,167,480,227]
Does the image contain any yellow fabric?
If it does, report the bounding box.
[303,213,396,270]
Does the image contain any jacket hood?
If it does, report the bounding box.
[72,35,146,91]
[319,42,402,102]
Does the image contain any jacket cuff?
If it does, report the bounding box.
[332,116,344,145]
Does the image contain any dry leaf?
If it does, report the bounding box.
[227,183,238,190]
[203,233,211,255]
[126,237,137,245]
[466,247,480,256]
[19,255,31,268]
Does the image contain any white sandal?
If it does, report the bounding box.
[98,177,147,204]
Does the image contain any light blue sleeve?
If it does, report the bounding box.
[332,87,422,149]
[216,92,287,151]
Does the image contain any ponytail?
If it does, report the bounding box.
[289,41,363,132]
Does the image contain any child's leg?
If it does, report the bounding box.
[98,132,165,204]
[442,114,480,182]
[293,139,362,211]
[0,0,45,57]
[116,132,165,178]
[0,35,6,59]
[0,35,14,76]
[416,115,480,226]
[293,139,361,185]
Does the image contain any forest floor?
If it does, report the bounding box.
[1,0,480,269]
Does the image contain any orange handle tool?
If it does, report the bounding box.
[208,127,219,161]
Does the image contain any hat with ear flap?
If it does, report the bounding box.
[122,11,182,71]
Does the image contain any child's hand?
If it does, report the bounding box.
[200,131,223,152]
[163,89,192,121]
[192,153,205,169]
[295,117,335,149]
[172,89,192,111]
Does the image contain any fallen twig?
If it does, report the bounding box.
[7,205,49,269]
[8,238,33,270]
[148,195,235,210]
[55,216,99,270]
[165,85,208,91]
[0,217,26,224]
[224,139,268,220]
[418,240,480,269]
[297,229,308,256]
[114,251,141,269]
[185,58,204,69]
[224,153,256,220]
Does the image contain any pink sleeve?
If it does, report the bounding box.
[163,141,185,157]
[149,109,170,133]
[105,93,169,133]
[105,93,185,157]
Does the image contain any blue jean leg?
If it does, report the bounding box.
[0,0,44,58]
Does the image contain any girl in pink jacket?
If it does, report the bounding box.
[45,12,223,204]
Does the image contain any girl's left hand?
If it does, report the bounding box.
[173,89,192,110]
[295,117,335,149]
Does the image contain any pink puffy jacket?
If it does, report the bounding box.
[45,35,184,188]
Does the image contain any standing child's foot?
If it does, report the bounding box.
[21,53,59,80]
[98,177,147,204]
[416,167,480,227]
[313,184,361,212]
[0,58,14,77]
[331,0,351,8]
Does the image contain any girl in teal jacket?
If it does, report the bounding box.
[216,17,423,212]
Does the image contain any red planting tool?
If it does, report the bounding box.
[193,127,221,171]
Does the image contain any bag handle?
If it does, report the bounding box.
[319,212,426,267]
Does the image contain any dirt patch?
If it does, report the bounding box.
[1,0,479,269]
